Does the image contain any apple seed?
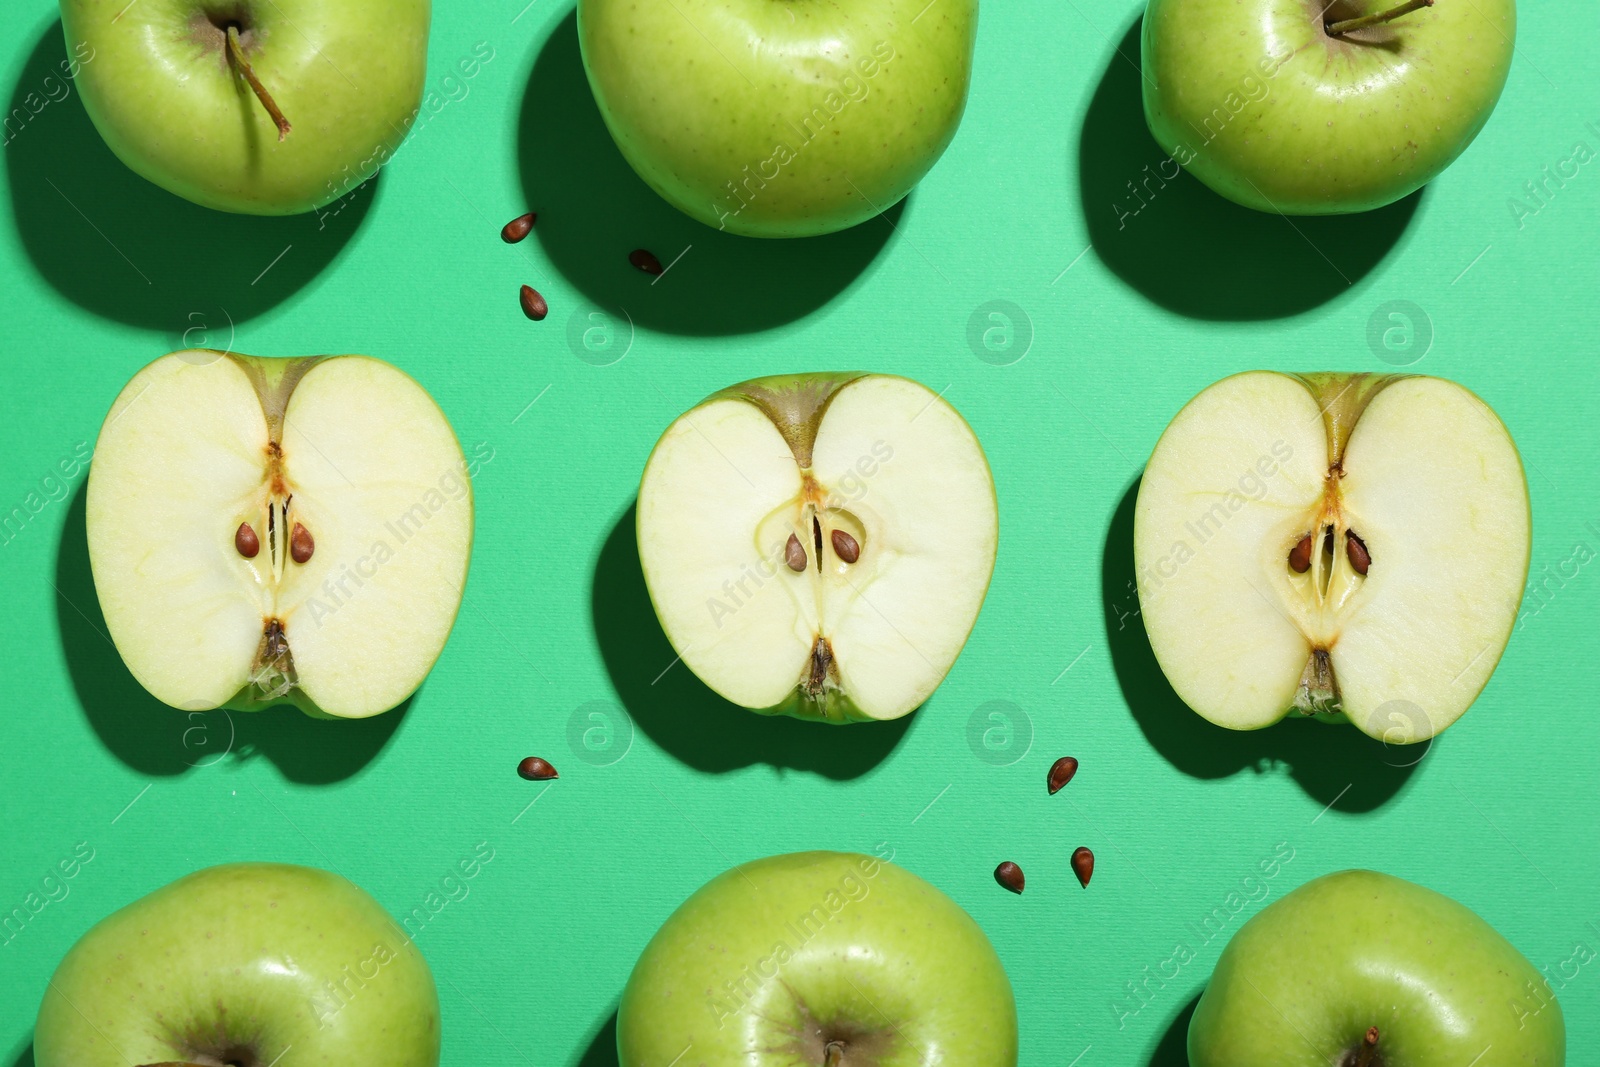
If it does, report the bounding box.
[1347,532,1371,575]
[1047,756,1078,795]
[517,756,559,781]
[993,861,1024,894]
[501,211,537,243]
[831,529,860,564]
[289,522,314,564]
[519,284,549,321]
[1288,535,1313,574]
[1071,846,1094,887]
[629,248,664,275]
[785,532,807,572]
[235,521,260,559]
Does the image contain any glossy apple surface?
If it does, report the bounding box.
[619,851,1017,1065]
[1142,0,1515,213]
[578,0,977,236]
[1190,869,1564,1066]
[34,863,440,1066]
[60,0,430,213]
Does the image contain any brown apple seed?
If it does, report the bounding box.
[1347,532,1371,575]
[1288,535,1313,574]
[235,522,260,559]
[517,756,559,781]
[501,211,537,243]
[289,522,314,564]
[993,861,1024,894]
[1047,756,1079,795]
[831,529,860,564]
[519,284,549,321]
[1071,846,1094,888]
[629,248,664,275]
[785,533,807,572]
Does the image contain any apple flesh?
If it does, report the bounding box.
[1134,372,1529,742]
[618,851,1017,1066]
[61,0,431,214]
[1142,0,1516,213]
[34,863,440,1067]
[1189,869,1564,1066]
[88,350,473,719]
[637,374,997,723]
[577,0,977,236]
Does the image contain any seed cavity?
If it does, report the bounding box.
[235,521,260,558]
[811,514,823,573]
[290,522,314,564]
[1288,534,1313,574]
[1347,531,1371,575]
[831,529,860,564]
[784,532,807,572]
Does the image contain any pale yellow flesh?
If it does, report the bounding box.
[1134,372,1529,741]
[87,352,473,718]
[637,375,998,720]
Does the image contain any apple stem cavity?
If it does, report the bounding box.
[225,24,292,141]
[1326,0,1433,37]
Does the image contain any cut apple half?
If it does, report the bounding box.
[87,350,474,719]
[1134,372,1530,743]
[637,374,998,723]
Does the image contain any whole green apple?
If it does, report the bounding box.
[1141,0,1515,213]
[34,863,440,1066]
[1190,869,1564,1066]
[577,0,977,237]
[618,851,1017,1065]
[60,0,431,214]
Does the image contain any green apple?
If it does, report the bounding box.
[636,373,997,723]
[1134,372,1529,743]
[34,863,440,1066]
[60,0,431,214]
[1141,0,1515,213]
[619,851,1017,1066]
[577,0,977,237]
[1190,869,1565,1066]
[87,350,475,719]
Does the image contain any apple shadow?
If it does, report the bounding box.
[574,1009,619,1067]
[1102,478,1426,813]
[515,12,901,336]
[1146,993,1200,1066]
[53,482,412,784]
[8,1043,34,1067]
[1077,18,1422,320]
[3,21,375,332]
[591,503,915,779]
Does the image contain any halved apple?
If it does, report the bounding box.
[87,351,474,719]
[1134,372,1530,743]
[637,374,998,723]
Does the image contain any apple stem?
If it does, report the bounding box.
[823,1041,845,1067]
[1352,1026,1380,1067]
[1326,0,1433,35]
[225,24,291,141]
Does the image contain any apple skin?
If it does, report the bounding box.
[618,851,1017,1066]
[35,863,440,1066]
[1190,869,1564,1067]
[1142,0,1515,214]
[578,0,977,237]
[60,0,431,214]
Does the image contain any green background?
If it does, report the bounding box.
[2,0,1597,1063]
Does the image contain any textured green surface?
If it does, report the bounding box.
[2,1,1597,1065]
